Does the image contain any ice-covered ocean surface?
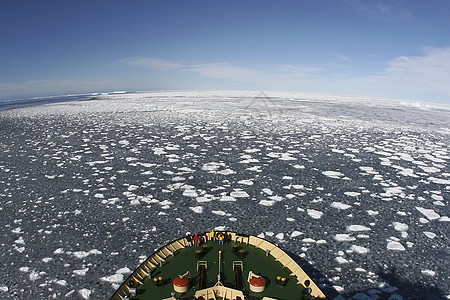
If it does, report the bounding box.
[0,91,449,300]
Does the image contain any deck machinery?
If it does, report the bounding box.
[110,231,327,300]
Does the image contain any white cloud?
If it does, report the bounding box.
[188,63,270,82]
[121,57,185,71]
[345,0,412,21]
[120,56,323,84]
[334,54,350,61]
[117,49,450,104]
[357,47,450,101]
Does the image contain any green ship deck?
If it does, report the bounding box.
[111,231,327,300]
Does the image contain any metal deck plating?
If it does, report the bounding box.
[111,231,327,300]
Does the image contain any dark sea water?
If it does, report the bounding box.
[0,91,143,111]
[0,95,97,111]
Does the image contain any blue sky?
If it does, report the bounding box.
[1,0,450,103]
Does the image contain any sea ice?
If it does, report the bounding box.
[415,207,440,220]
[78,288,92,299]
[334,234,356,242]
[350,245,369,254]
[421,269,436,276]
[423,231,437,239]
[331,202,352,210]
[392,222,409,232]
[387,241,406,251]
[100,273,124,283]
[347,225,371,232]
[189,206,203,214]
[307,209,323,219]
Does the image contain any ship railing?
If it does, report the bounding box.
[247,235,327,299]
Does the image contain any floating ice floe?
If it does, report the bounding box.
[415,207,440,220]
[423,231,437,239]
[212,210,227,216]
[290,231,303,238]
[387,241,406,251]
[100,273,124,283]
[237,179,254,185]
[73,249,102,258]
[307,209,323,219]
[220,195,236,202]
[322,171,345,179]
[259,200,275,206]
[275,233,284,240]
[78,288,92,299]
[189,206,203,214]
[230,190,249,198]
[217,168,235,175]
[350,245,369,254]
[73,268,89,276]
[347,225,371,232]
[330,202,352,210]
[392,222,408,233]
[335,257,349,264]
[183,189,198,197]
[334,234,356,242]
[421,269,436,276]
[344,192,361,197]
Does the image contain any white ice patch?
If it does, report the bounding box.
[423,231,437,239]
[259,200,275,206]
[219,195,236,202]
[238,179,254,185]
[54,279,67,286]
[392,222,409,232]
[11,227,22,234]
[322,171,345,179]
[335,257,349,264]
[54,248,64,254]
[78,288,92,299]
[331,202,352,210]
[14,237,25,244]
[387,241,406,251]
[100,273,124,283]
[230,190,249,198]
[419,166,441,173]
[415,207,440,220]
[429,177,450,185]
[196,196,212,203]
[307,209,323,219]
[350,245,369,254]
[212,210,227,216]
[275,233,284,240]
[262,188,273,195]
[73,268,89,276]
[189,206,203,214]
[116,267,132,274]
[347,225,371,232]
[217,169,235,175]
[201,162,223,171]
[367,210,379,216]
[334,234,356,242]
[183,190,198,197]
[73,249,102,259]
[421,269,436,276]
[290,231,303,238]
[344,192,361,197]
[29,270,41,281]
